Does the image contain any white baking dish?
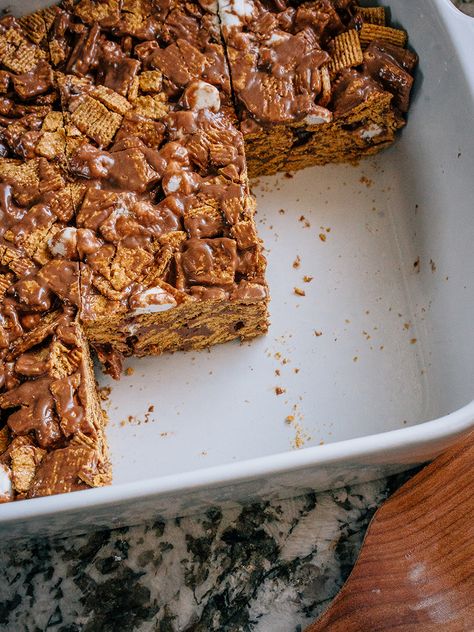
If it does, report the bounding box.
[0,0,473,539]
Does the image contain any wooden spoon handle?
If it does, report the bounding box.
[306,432,474,631]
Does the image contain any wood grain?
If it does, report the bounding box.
[306,433,474,631]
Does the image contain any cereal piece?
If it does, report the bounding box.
[91,85,132,115]
[0,426,9,454]
[74,0,120,25]
[27,446,98,498]
[0,28,46,74]
[138,70,163,94]
[42,111,64,132]
[355,6,386,26]
[19,6,56,45]
[11,444,46,493]
[329,30,364,75]
[36,131,67,161]
[180,238,238,286]
[71,96,122,147]
[359,23,408,48]
[130,95,169,120]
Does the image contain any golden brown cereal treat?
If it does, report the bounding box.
[218,0,417,176]
[0,254,110,502]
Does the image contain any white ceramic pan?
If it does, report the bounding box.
[0,0,473,539]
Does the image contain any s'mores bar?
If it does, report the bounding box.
[0,248,110,502]
[218,0,418,176]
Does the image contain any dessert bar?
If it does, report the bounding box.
[218,0,417,176]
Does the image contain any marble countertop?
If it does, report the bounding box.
[0,470,417,632]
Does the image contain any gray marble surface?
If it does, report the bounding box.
[0,470,416,632]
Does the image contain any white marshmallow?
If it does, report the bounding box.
[219,0,254,28]
[130,287,177,316]
[48,227,77,258]
[359,124,384,140]
[303,108,333,125]
[184,81,221,113]
[0,464,13,501]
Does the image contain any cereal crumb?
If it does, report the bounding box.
[98,386,112,402]
[360,175,373,187]
[285,415,294,424]
[293,255,301,269]
[285,172,294,179]
[410,338,417,345]
[430,259,436,272]
[319,233,326,242]
[293,368,300,374]
[275,387,286,396]
[275,369,280,376]
[314,330,323,337]
[279,208,285,214]
[294,287,305,297]
[125,367,134,376]
[303,275,313,283]
[353,356,358,362]
[413,257,420,271]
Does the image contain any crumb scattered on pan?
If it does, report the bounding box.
[410,338,417,345]
[299,215,311,228]
[294,287,305,297]
[279,208,285,215]
[303,275,313,283]
[413,257,420,271]
[293,368,300,374]
[275,369,280,376]
[125,367,134,376]
[314,330,323,337]
[98,386,112,402]
[319,233,327,242]
[284,172,294,179]
[285,415,294,424]
[353,356,358,362]
[430,259,436,272]
[293,255,301,269]
[275,387,286,396]
[359,175,373,187]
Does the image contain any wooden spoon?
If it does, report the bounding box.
[306,432,474,631]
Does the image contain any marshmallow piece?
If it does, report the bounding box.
[48,227,78,259]
[182,81,221,113]
[0,464,13,502]
[303,107,333,126]
[219,0,254,28]
[359,124,383,140]
[129,287,177,315]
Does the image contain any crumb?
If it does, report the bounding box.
[275,387,286,396]
[293,255,301,269]
[319,440,324,445]
[294,287,305,296]
[120,420,126,427]
[275,369,280,376]
[430,259,436,272]
[299,215,310,228]
[314,330,323,337]
[200,450,208,456]
[285,172,294,178]
[413,257,420,271]
[279,208,285,214]
[285,415,294,424]
[125,367,134,376]
[359,175,373,187]
[293,368,300,374]
[410,338,417,345]
[326,227,331,233]
[319,233,326,242]
[98,386,112,402]
[353,356,358,362]
[303,275,313,283]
